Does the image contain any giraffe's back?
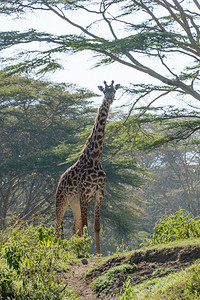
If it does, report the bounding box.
[56,160,105,203]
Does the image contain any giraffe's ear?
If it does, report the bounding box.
[98,86,104,92]
[115,84,120,90]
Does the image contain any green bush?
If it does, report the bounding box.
[70,226,93,258]
[0,224,92,299]
[0,268,15,299]
[142,209,200,246]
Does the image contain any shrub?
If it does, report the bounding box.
[0,224,92,299]
[0,268,15,299]
[142,209,200,246]
[70,226,93,258]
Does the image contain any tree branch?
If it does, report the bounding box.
[42,1,103,41]
[100,1,118,40]
[193,0,200,11]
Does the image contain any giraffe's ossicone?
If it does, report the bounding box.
[55,80,120,254]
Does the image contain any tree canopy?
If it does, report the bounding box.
[0,0,199,102]
[0,74,94,175]
[0,73,95,228]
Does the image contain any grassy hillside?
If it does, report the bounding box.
[84,239,200,299]
[1,210,200,299]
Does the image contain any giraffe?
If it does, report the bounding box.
[55,80,120,254]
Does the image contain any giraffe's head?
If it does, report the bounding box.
[98,80,120,103]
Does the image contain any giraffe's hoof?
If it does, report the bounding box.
[81,258,88,265]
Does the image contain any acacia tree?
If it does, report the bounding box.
[0,0,199,100]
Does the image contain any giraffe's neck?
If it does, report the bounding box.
[79,98,111,163]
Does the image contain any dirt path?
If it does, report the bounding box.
[66,259,116,300]
[67,260,98,300]
[65,245,200,300]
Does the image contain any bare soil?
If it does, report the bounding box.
[65,244,200,300]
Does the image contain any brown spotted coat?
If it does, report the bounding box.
[55,81,120,254]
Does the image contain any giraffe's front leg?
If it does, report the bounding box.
[94,188,104,254]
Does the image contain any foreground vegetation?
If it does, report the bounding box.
[0,210,199,299]
[0,224,92,299]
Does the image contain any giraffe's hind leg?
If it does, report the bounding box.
[55,193,68,239]
[71,201,82,236]
[94,188,104,254]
